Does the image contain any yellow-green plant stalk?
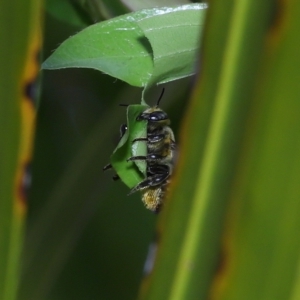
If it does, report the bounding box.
[0,1,42,299]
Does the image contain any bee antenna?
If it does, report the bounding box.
[156,88,165,107]
[119,104,129,107]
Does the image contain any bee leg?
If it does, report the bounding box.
[132,137,148,143]
[127,154,165,163]
[132,133,165,144]
[112,174,120,181]
[127,155,146,161]
[127,180,149,195]
[147,133,165,143]
[147,164,169,175]
[127,172,169,195]
[103,164,120,181]
[103,163,112,171]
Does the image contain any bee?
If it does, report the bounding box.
[104,89,176,213]
[127,89,177,213]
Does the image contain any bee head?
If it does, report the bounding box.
[136,88,170,125]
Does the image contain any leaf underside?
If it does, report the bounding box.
[42,4,207,88]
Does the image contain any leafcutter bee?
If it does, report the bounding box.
[104,89,176,213]
[127,89,177,212]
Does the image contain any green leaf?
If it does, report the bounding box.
[43,14,152,86]
[137,4,207,86]
[111,105,148,189]
[42,4,207,87]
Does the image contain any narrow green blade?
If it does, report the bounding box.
[215,1,300,299]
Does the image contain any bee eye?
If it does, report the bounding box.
[149,111,169,122]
